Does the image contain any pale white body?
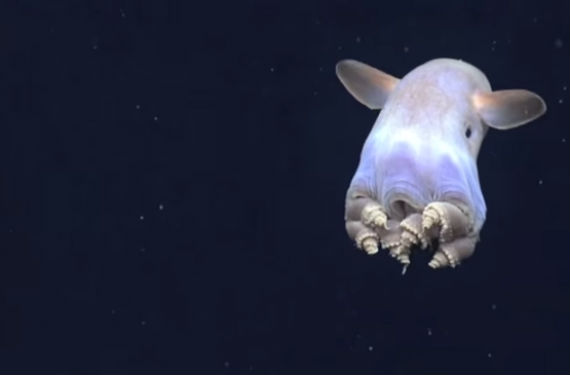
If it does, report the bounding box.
[351,59,489,232]
[337,58,546,268]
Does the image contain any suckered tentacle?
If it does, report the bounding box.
[345,189,388,230]
[422,201,473,242]
[428,235,478,269]
[346,220,379,255]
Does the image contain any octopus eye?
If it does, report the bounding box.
[465,127,472,138]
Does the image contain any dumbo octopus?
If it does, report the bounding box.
[338,58,546,271]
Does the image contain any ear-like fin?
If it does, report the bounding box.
[473,89,547,130]
[336,59,399,110]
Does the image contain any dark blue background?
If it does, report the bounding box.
[0,0,568,372]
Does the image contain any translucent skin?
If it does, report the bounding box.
[349,59,490,234]
[341,58,546,268]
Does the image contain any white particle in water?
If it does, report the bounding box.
[153,116,159,121]
[562,138,566,143]
[139,215,145,221]
[120,8,126,18]
[563,86,567,91]
[403,46,409,53]
[554,38,563,48]
[355,36,361,43]
[558,98,564,104]
[141,320,147,326]
[135,104,141,110]
[538,179,543,185]
[491,304,497,310]
[368,345,374,351]
[158,204,164,211]
[91,36,99,50]
[427,328,432,336]
[224,361,230,368]
[487,352,493,358]
[269,67,275,72]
